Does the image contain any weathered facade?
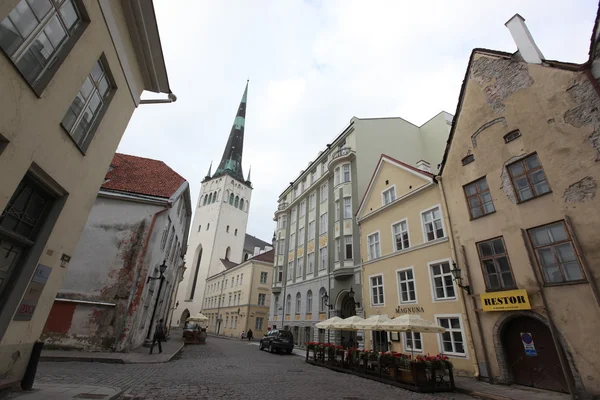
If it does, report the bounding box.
[202,250,274,339]
[0,0,173,387]
[356,155,476,377]
[41,154,191,352]
[439,14,600,398]
[270,113,452,349]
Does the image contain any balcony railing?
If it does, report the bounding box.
[278,202,289,211]
[331,147,354,161]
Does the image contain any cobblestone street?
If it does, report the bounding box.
[27,337,475,399]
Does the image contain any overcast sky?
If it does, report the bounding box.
[117,0,597,243]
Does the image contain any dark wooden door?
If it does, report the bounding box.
[503,317,573,393]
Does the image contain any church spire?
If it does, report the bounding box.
[246,165,251,183]
[206,161,213,179]
[212,81,248,182]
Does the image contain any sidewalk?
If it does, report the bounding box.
[40,337,184,364]
[1,384,121,400]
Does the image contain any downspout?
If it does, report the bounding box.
[245,262,256,336]
[215,274,225,335]
[435,176,482,379]
[113,206,169,351]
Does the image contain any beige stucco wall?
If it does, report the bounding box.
[441,53,600,395]
[358,165,475,376]
[0,0,145,382]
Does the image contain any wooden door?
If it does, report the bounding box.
[503,316,573,393]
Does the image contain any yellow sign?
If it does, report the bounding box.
[319,313,326,321]
[345,221,352,230]
[288,251,295,262]
[307,241,315,253]
[319,234,328,248]
[295,314,301,321]
[297,247,304,257]
[480,289,531,312]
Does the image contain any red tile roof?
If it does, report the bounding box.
[102,153,186,199]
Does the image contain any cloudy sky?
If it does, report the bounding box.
[117,0,597,243]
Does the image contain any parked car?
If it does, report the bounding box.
[259,329,294,354]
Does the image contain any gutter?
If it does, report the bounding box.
[55,298,116,307]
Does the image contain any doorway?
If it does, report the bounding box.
[340,292,356,348]
[179,309,190,328]
[502,316,574,393]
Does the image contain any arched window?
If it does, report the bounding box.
[229,193,234,205]
[224,190,229,202]
[212,192,217,203]
[206,223,210,231]
[306,290,313,313]
[286,294,291,314]
[190,246,203,300]
[244,253,249,261]
[239,198,244,210]
[234,196,240,208]
[210,193,215,203]
[225,246,231,260]
[296,293,301,314]
[226,225,230,233]
[319,288,327,313]
[203,195,207,206]
[235,229,238,236]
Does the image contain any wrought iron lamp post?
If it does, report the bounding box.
[145,260,168,342]
[451,262,472,295]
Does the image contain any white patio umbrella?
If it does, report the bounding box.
[353,314,392,330]
[329,315,366,330]
[380,314,446,334]
[186,313,209,323]
[315,316,343,329]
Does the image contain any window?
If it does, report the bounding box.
[393,220,409,251]
[258,293,266,306]
[296,256,303,278]
[308,221,315,240]
[306,290,313,313]
[309,192,316,210]
[404,331,422,352]
[278,239,285,255]
[255,317,264,330]
[260,272,268,284]
[298,227,304,246]
[279,215,287,229]
[300,180,305,193]
[161,217,171,249]
[290,233,295,249]
[528,221,584,284]
[291,207,297,223]
[319,288,327,313]
[508,154,551,202]
[287,261,293,281]
[477,237,516,290]
[367,232,381,260]
[342,164,351,182]
[286,294,291,314]
[344,235,353,259]
[240,274,243,284]
[422,207,444,241]
[334,167,340,185]
[274,295,279,311]
[235,229,238,236]
[229,193,234,205]
[382,187,396,205]
[321,162,327,175]
[299,200,306,218]
[236,275,239,286]
[0,0,85,93]
[307,252,314,274]
[335,200,340,222]
[0,174,55,304]
[277,266,283,283]
[343,197,352,219]
[437,316,465,355]
[462,154,474,166]
[239,198,244,210]
[61,57,114,151]
[228,294,231,306]
[320,213,328,233]
[370,275,385,305]
[319,247,328,270]
[464,178,495,219]
[334,238,340,262]
[311,170,316,184]
[397,268,416,303]
[198,225,201,232]
[320,183,328,202]
[430,261,455,300]
[225,246,231,260]
[226,225,230,233]
[295,293,301,313]
[504,129,521,143]
[206,223,210,231]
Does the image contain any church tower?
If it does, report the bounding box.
[177,82,253,317]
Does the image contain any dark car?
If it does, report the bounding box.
[259,329,294,354]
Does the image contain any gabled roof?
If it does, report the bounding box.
[220,258,238,270]
[244,234,271,254]
[356,154,434,218]
[213,249,275,277]
[102,153,186,199]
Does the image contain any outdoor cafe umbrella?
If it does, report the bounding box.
[329,315,366,331]
[315,316,343,329]
[380,314,446,357]
[186,313,209,323]
[353,314,392,330]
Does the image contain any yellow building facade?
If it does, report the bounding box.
[203,250,273,339]
[357,155,476,377]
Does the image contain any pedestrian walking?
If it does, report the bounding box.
[149,318,165,354]
[247,329,253,341]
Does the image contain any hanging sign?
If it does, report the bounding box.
[520,332,537,356]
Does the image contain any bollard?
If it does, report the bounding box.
[21,341,44,391]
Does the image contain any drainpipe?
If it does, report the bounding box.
[113,206,169,351]
[435,176,482,379]
[215,274,226,335]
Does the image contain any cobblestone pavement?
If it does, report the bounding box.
[30,338,475,400]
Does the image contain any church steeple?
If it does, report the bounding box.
[212,81,248,182]
[205,161,213,179]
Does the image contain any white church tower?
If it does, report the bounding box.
[175,82,255,321]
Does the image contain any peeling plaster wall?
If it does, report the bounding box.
[441,53,600,396]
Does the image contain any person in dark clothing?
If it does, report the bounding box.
[149,319,165,354]
[247,329,253,341]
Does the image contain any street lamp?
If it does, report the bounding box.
[321,291,334,310]
[348,287,361,308]
[145,260,168,342]
[451,262,472,295]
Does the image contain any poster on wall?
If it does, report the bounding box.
[13,264,52,321]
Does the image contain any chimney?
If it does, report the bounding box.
[505,14,544,64]
[254,246,260,256]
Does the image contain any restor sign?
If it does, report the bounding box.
[480,289,531,312]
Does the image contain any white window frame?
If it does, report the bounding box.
[428,258,457,302]
[307,252,314,274]
[319,247,328,270]
[296,256,303,278]
[369,273,385,306]
[278,239,286,255]
[306,291,313,313]
[255,317,264,330]
[320,183,328,202]
[343,197,352,219]
[403,328,423,352]
[320,212,328,233]
[342,164,351,182]
[334,167,340,185]
[311,171,316,185]
[308,221,315,240]
[291,207,297,223]
[382,185,397,205]
[334,237,340,262]
[392,218,410,252]
[290,232,296,249]
[435,314,467,357]
[344,235,353,260]
[258,293,266,306]
[287,261,294,281]
[260,272,268,284]
[396,266,417,304]
[367,231,381,260]
[420,204,446,243]
[295,293,302,313]
[335,200,340,222]
[309,192,316,210]
[298,227,304,246]
[299,200,306,218]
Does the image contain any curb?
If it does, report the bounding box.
[40,356,125,364]
[453,387,514,400]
